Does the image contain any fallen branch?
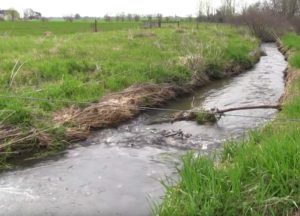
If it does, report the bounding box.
[215,105,281,114]
[147,104,282,125]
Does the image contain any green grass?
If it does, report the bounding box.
[0,21,140,36]
[0,23,258,128]
[0,22,259,166]
[282,33,300,68]
[157,34,300,216]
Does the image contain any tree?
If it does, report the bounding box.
[134,14,140,22]
[75,13,81,19]
[198,0,212,16]
[268,0,299,17]
[119,12,125,22]
[147,14,153,21]
[187,15,193,22]
[164,16,171,22]
[63,15,74,22]
[220,0,236,16]
[127,14,133,21]
[23,8,34,19]
[156,14,163,22]
[6,8,20,21]
[104,14,111,22]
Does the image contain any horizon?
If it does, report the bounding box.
[1,0,258,18]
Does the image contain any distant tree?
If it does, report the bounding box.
[164,16,171,22]
[23,8,34,19]
[134,14,140,22]
[120,13,125,22]
[104,14,111,22]
[147,14,153,21]
[187,15,193,22]
[156,14,163,21]
[219,0,236,16]
[269,0,299,17]
[75,13,81,19]
[63,15,74,22]
[127,13,133,21]
[5,8,20,21]
[198,0,213,18]
[41,17,49,22]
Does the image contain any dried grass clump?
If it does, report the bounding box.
[43,31,52,37]
[0,126,52,155]
[54,84,181,140]
[175,29,185,34]
[133,32,156,38]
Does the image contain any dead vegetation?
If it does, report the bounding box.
[54,84,186,140]
[0,126,51,156]
[133,32,157,38]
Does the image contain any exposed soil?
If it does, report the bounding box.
[277,41,300,104]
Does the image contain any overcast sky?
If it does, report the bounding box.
[1,0,259,17]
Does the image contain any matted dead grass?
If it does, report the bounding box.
[0,126,52,155]
[54,84,185,140]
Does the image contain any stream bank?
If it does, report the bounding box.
[0,43,288,215]
[157,40,300,215]
[1,47,261,166]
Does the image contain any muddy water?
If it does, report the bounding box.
[0,44,287,216]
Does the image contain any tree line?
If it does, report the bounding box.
[197,0,300,41]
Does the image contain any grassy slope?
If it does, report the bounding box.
[157,33,300,216]
[0,23,257,128]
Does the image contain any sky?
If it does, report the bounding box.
[0,0,259,17]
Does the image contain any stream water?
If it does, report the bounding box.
[0,44,287,216]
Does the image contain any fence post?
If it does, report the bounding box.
[94,19,98,32]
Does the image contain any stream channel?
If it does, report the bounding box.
[0,43,287,216]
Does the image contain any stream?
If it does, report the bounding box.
[0,44,287,216]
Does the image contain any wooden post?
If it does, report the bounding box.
[94,19,98,32]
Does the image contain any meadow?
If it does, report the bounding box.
[0,21,140,35]
[0,21,257,130]
[157,33,300,216]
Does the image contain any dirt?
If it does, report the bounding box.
[277,41,300,104]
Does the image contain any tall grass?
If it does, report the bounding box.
[0,24,257,127]
[157,34,300,215]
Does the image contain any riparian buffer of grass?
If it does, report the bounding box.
[0,21,258,166]
[0,23,257,127]
[157,33,300,216]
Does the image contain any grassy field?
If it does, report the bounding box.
[0,22,257,126]
[157,33,300,216]
[0,21,258,166]
[0,21,140,35]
